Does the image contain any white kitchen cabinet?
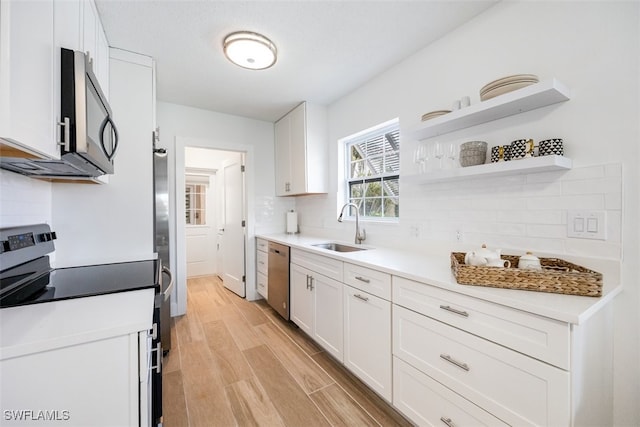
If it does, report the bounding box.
[274,102,328,196]
[0,289,154,427]
[0,0,109,161]
[343,284,392,402]
[394,304,569,426]
[82,0,109,95]
[0,0,57,159]
[290,262,315,335]
[394,357,509,427]
[392,275,614,426]
[256,239,268,299]
[290,260,344,361]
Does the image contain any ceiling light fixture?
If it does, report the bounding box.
[223,31,277,70]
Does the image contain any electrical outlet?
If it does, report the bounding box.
[409,225,420,238]
[567,210,606,240]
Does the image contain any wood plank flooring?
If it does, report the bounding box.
[162,275,413,427]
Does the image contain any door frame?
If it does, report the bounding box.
[172,136,256,316]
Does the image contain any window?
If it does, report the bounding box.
[185,184,207,225]
[344,120,400,220]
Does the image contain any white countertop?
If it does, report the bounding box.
[257,233,622,325]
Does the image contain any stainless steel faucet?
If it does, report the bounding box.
[338,203,366,244]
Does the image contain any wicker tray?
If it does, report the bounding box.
[450,252,603,297]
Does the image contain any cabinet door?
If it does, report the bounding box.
[274,114,291,196]
[288,102,307,194]
[0,334,140,426]
[393,305,570,426]
[0,0,57,158]
[290,263,313,335]
[393,357,509,427]
[343,285,392,401]
[82,0,97,64]
[313,273,343,362]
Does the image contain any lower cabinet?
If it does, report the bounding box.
[394,357,509,427]
[256,240,268,299]
[393,304,569,426]
[0,290,154,427]
[344,284,392,402]
[290,262,344,361]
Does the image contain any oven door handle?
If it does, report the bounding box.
[162,266,174,302]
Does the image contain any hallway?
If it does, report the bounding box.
[162,275,411,426]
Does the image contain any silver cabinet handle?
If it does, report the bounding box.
[354,276,370,283]
[440,417,455,427]
[150,342,162,374]
[306,275,310,290]
[309,276,314,291]
[440,354,469,371]
[439,305,469,318]
[58,117,70,151]
[353,294,369,302]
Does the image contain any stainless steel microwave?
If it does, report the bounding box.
[59,47,118,176]
[0,48,119,179]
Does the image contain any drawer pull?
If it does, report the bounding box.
[439,305,469,317]
[306,275,311,290]
[440,354,469,371]
[353,294,369,302]
[355,276,370,283]
[440,417,455,427]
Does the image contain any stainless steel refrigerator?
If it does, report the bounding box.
[153,146,172,354]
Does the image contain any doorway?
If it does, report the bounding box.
[183,147,246,297]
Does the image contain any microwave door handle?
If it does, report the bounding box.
[99,115,119,161]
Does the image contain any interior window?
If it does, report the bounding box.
[185,184,207,225]
[344,119,400,220]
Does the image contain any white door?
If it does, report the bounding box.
[221,155,246,297]
[185,174,217,278]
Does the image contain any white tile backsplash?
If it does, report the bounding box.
[0,170,52,227]
[296,162,623,261]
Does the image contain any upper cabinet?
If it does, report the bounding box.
[0,0,57,159]
[274,102,328,196]
[0,0,109,160]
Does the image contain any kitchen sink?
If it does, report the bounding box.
[311,242,368,252]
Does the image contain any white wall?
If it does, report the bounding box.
[295,2,639,424]
[157,101,294,312]
[51,49,155,266]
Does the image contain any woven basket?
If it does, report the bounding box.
[450,252,602,297]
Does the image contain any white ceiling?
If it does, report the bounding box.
[96,0,498,122]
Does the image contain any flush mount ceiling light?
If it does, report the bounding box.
[223,31,277,70]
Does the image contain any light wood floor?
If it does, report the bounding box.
[162,275,413,427]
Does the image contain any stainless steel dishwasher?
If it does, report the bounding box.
[267,242,290,320]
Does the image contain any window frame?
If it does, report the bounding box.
[343,119,400,222]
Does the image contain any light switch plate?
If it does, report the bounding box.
[567,210,607,240]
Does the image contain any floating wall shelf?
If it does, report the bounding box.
[409,78,571,140]
[404,155,573,184]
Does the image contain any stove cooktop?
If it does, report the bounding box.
[1,259,160,308]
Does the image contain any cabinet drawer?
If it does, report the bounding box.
[393,305,570,427]
[393,276,569,370]
[257,272,268,299]
[291,248,343,282]
[393,357,509,427]
[257,250,268,275]
[256,238,269,252]
[344,263,391,301]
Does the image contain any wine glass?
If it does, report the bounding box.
[447,143,458,168]
[434,142,444,169]
[414,142,428,173]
